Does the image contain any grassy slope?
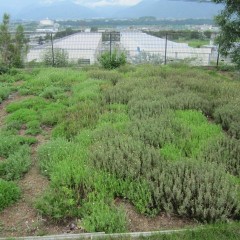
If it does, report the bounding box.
[0,65,240,237]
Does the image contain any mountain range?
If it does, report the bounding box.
[0,0,223,20]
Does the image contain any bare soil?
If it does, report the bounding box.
[116,199,196,232]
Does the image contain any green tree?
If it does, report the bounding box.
[0,13,28,68]
[212,0,240,67]
[0,13,12,67]
[13,25,28,68]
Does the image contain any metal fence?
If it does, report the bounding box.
[22,31,233,67]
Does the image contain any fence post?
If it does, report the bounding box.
[110,32,112,59]
[50,33,55,67]
[216,44,220,68]
[164,33,168,65]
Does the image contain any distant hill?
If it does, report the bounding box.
[17,1,98,20]
[115,0,223,19]
[0,0,223,20]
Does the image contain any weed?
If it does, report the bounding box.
[0,145,31,180]
[0,179,20,212]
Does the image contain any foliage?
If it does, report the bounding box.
[213,99,240,139]
[0,84,11,103]
[42,48,69,67]
[90,129,240,222]
[81,194,127,233]
[201,136,240,177]
[35,186,80,221]
[87,69,123,85]
[0,14,27,68]
[4,65,236,228]
[0,145,31,180]
[138,223,240,240]
[212,0,240,67]
[25,120,42,135]
[19,68,87,96]
[98,50,127,69]
[51,102,100,139]
[39,86,64,100]
[0,179,20,212]
[54,28,80,39]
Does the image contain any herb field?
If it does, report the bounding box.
[0,65,240,237]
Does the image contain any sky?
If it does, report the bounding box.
[42,0,142,7]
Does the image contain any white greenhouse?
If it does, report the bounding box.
[120,32,213,65]
[27,33,102,64]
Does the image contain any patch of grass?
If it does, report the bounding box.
[0,179,21,212]
[160,110,223,160]
[40,102,65,126]
[6,109,38,125]
[19,68,87,96]
[39,86,65,100]
[6,97,47,113]
[187,39,209,48]
[137,223,240,240]
[0,84,12,103]
[0,130,36,158]
[0,145,31,180]
[25,120,42,135]
[70,80,104,103]
[81,194,127,233]
[51,102,101,139]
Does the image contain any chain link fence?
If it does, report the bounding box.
[22,31,234,67]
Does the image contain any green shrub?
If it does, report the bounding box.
[0,65,9,75]
[39,86,64,100]
[201,136,240,177]
[91,133,161,180]
[52,103,100,139]
[25,120,42,135]
[6,97,47,113]
[0,145,31,180]
[98,50,127,70]
[40,103,65,126]
[19,68,86,96]
[6,109,38,125]
[0,131,36,158]
[0,179,21,212]
[152,161,240,222]
[97,111,129,132]
[69,80,103,103]
[214,100,240,139]
[87,69,123,85]
[81,194,127,233]
[35,186,79,221]
[37,138,73,177]
[42,48,69,67]
[90,125,239,222]
[0,86,11,101]
[0,132,22,158]
[5,120,22,131]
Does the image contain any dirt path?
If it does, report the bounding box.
[0,89,75,237]
[0,90,52,237]
[0,134,52,237]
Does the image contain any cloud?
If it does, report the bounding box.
[74,0,142,7]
